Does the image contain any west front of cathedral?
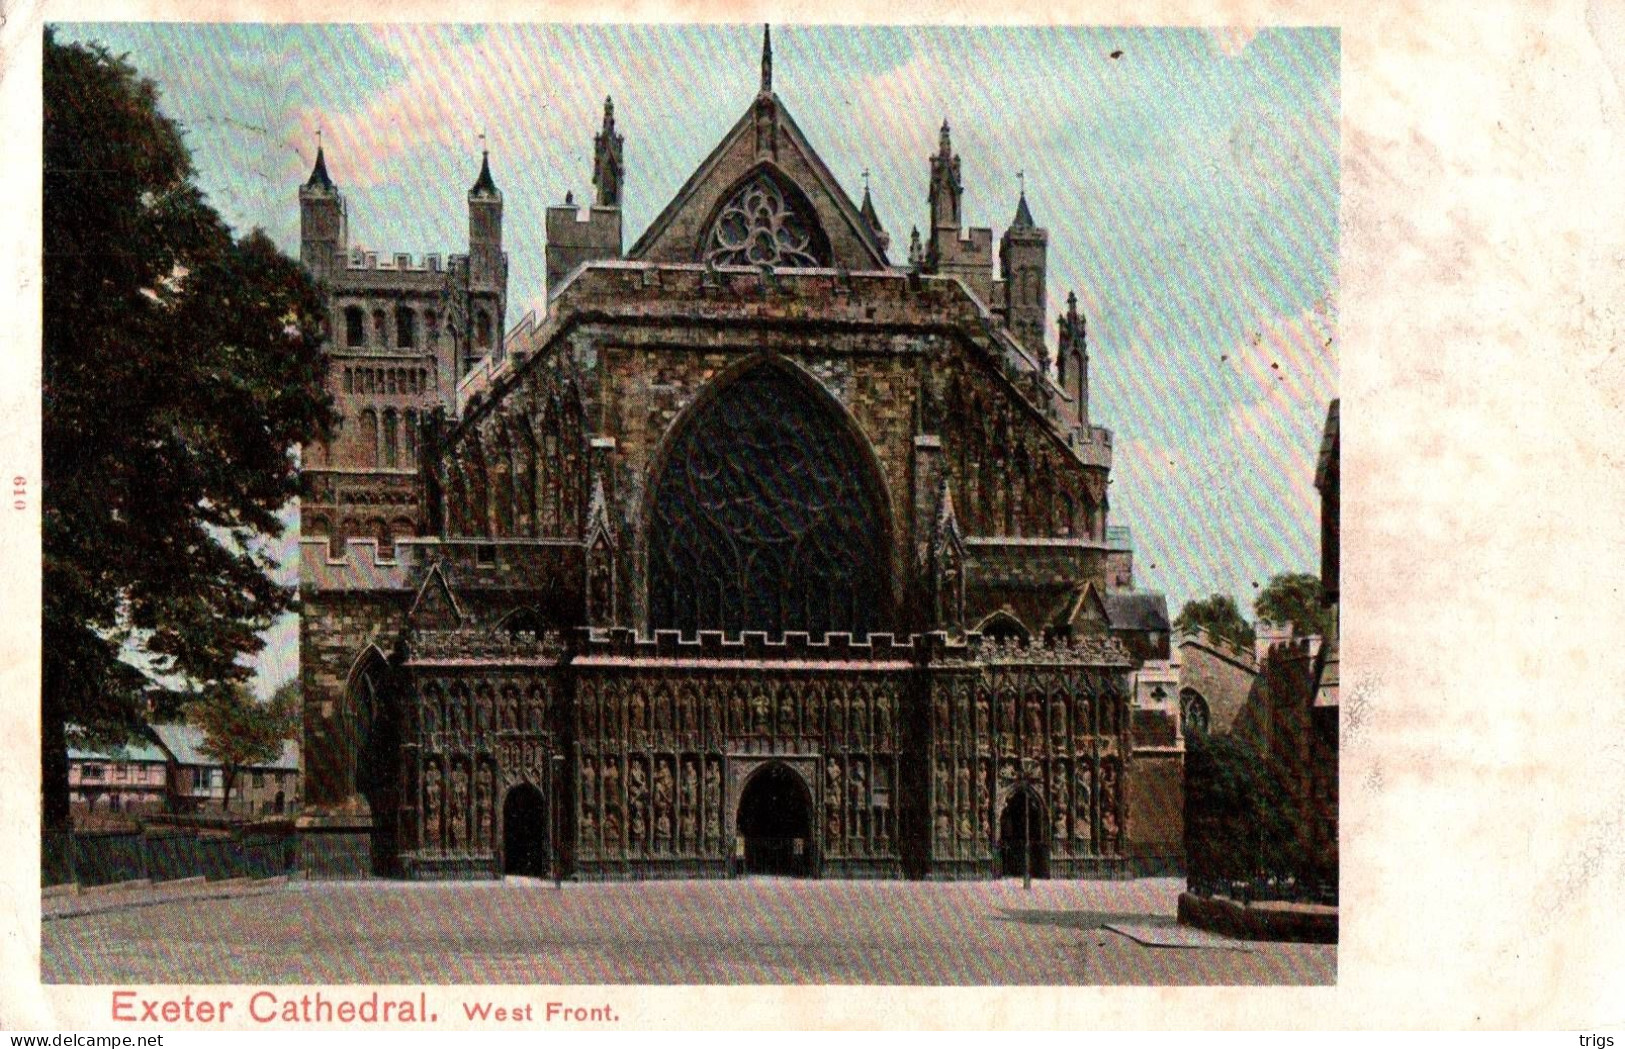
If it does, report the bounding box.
[296,31,1181,881]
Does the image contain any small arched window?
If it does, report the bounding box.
[372,308,388,347]
[383,409,399,468]
[396,306,416,348]
[476,310,492,349]
[359,409,379,468]
[345,307,365,348]
[424,311,439,345]
[404,409,418,465]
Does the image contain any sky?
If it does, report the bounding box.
[50,23,1340,695]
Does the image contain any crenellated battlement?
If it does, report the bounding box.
[299,536,437,590]
[336,249,468,274]
[576,626,923,667]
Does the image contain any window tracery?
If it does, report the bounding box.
[649,364,886,639]
[703,173,830,269]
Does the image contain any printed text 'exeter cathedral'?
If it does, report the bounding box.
[297,29,1181,880]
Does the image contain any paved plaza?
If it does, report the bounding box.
[42,877,1334,985]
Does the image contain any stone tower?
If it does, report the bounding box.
[999,188,1048,366]
[298,144,346,285]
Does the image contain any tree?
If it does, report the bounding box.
[1174,593,1255,651]
[1254,572,1330,639]
[187,684,299,813]
[1183,730,1302,890]
[42,31,330,829]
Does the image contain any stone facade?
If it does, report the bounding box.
[298,32,1176,880]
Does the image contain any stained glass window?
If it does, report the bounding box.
[649,364,886,639]
[703,172,831,269]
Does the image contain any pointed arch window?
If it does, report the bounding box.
[703,171,831,269]
[649,363,886,639]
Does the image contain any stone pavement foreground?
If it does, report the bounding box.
[42,877,1334,985]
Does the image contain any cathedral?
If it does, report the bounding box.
[296,29,1178,880]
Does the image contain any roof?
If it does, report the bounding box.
[150,723,300,771]
[305,145,335,191]
[1011,189,1036,229]
[1102,592,1170,633]
[625,79,890,268]
[470,151,499,198]
[67,733,167,764]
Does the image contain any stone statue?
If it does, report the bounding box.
[731,691,748,735]
[449,764,469,850]
[629,691,646,735]
[751,692,770,735]
[681,759,698,806]
[875,692,892,739]
[1051,696,1068,739]
[602,757,620,805]
[581,757,597,808]
[476,764,494,846]
[826,756,842,796]
[629,759,648,803]
[654,758,674,807]
[975,693,989,737]
[704,760,722,807]
[935,811,951,843]
[423,762,442,850]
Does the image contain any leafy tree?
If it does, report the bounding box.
[42,31,330,829]
[1183,730,1302,889]
[1254,571,1330,639]
[187,684,299,813]
[1174,593,1255,651]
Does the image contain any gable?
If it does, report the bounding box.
[628,93,889,270]
[408,562,464,630]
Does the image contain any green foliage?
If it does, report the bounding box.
[1254,572,1330,639]
[187,686,299,812]
[41,31,330,826]
[1174,593,1256,651]
[1184,731,1302,886]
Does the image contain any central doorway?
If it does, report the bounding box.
[998,789,1049,879]
[502,783,548,877]
[735,763,812,876]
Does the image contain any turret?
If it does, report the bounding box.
[466,150,507,365]
[298,143,346,284]
[547,100,626,296]
[1058,291,1089,427]
[999,183,1048,366]
[924,119,994,302]
[926,120,962,267]
[593,96,624,208]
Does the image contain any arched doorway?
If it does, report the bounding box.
[502,783,549,877]
[647,360,891,640]
[735,763,813,876]
[347,646,400,877]
[999,789,1049,879]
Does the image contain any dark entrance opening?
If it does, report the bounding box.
[736,764,812,876]
[502,784,548,877]
[999,789,1049,879]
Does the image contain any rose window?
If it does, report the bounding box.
[703,173,830,269]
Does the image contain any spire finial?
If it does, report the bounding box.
[1018,169,1025,195]
[862,167,870,192]
[305,127,335,191]
[761,24,773,93]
